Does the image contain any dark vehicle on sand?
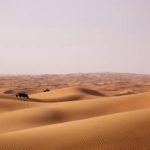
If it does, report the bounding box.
[43,89,50,92]
[16,92,29,100]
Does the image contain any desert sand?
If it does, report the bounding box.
[0,73,150,149]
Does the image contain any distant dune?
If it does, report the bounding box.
[1,73,150,96]
[0,73,150,149]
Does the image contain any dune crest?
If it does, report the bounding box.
[30,86,105,102]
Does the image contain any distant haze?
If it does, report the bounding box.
[0,0,150,74]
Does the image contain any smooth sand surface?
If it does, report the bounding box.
[0,85,150,149]
[30,86,105,102]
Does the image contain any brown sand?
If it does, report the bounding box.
[1,73,150,96]
[0,73,150,149]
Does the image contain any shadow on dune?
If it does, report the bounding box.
[29,108,67,124]
[0,94,84,103]
[29,88,106,103]
[0,108,67,134]
[29,95,83,103]
[47,109,66,123]
[0,87,105,103]
[79,88,106,96]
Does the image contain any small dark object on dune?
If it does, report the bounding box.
[16,92,29,100]
[43,89,50,92]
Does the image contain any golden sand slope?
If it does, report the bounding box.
[0,109,150,150]
[1,91,150,134]
[0,95,41,113]
[31,86,105,102]
[0,87,150,149]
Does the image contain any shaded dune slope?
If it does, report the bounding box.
[30,87,105,102]
[0,87,150,149]
[0,92,150,133]
[0,109,150,150]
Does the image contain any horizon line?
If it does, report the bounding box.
[0,71,150,76]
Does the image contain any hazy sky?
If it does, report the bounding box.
[0,0,150,74]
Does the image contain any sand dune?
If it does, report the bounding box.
[0,109,150,150]
[0,83,150,149]
[0,96,40,113]
[1,73,150,96]
[1,91,150,134]
[30,86,105,102]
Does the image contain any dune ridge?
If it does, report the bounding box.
[30,86,105,102]
[0,85,150,149]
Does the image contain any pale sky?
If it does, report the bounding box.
[0,0,150,74]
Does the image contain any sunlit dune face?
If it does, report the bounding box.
[0,76,150,149]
